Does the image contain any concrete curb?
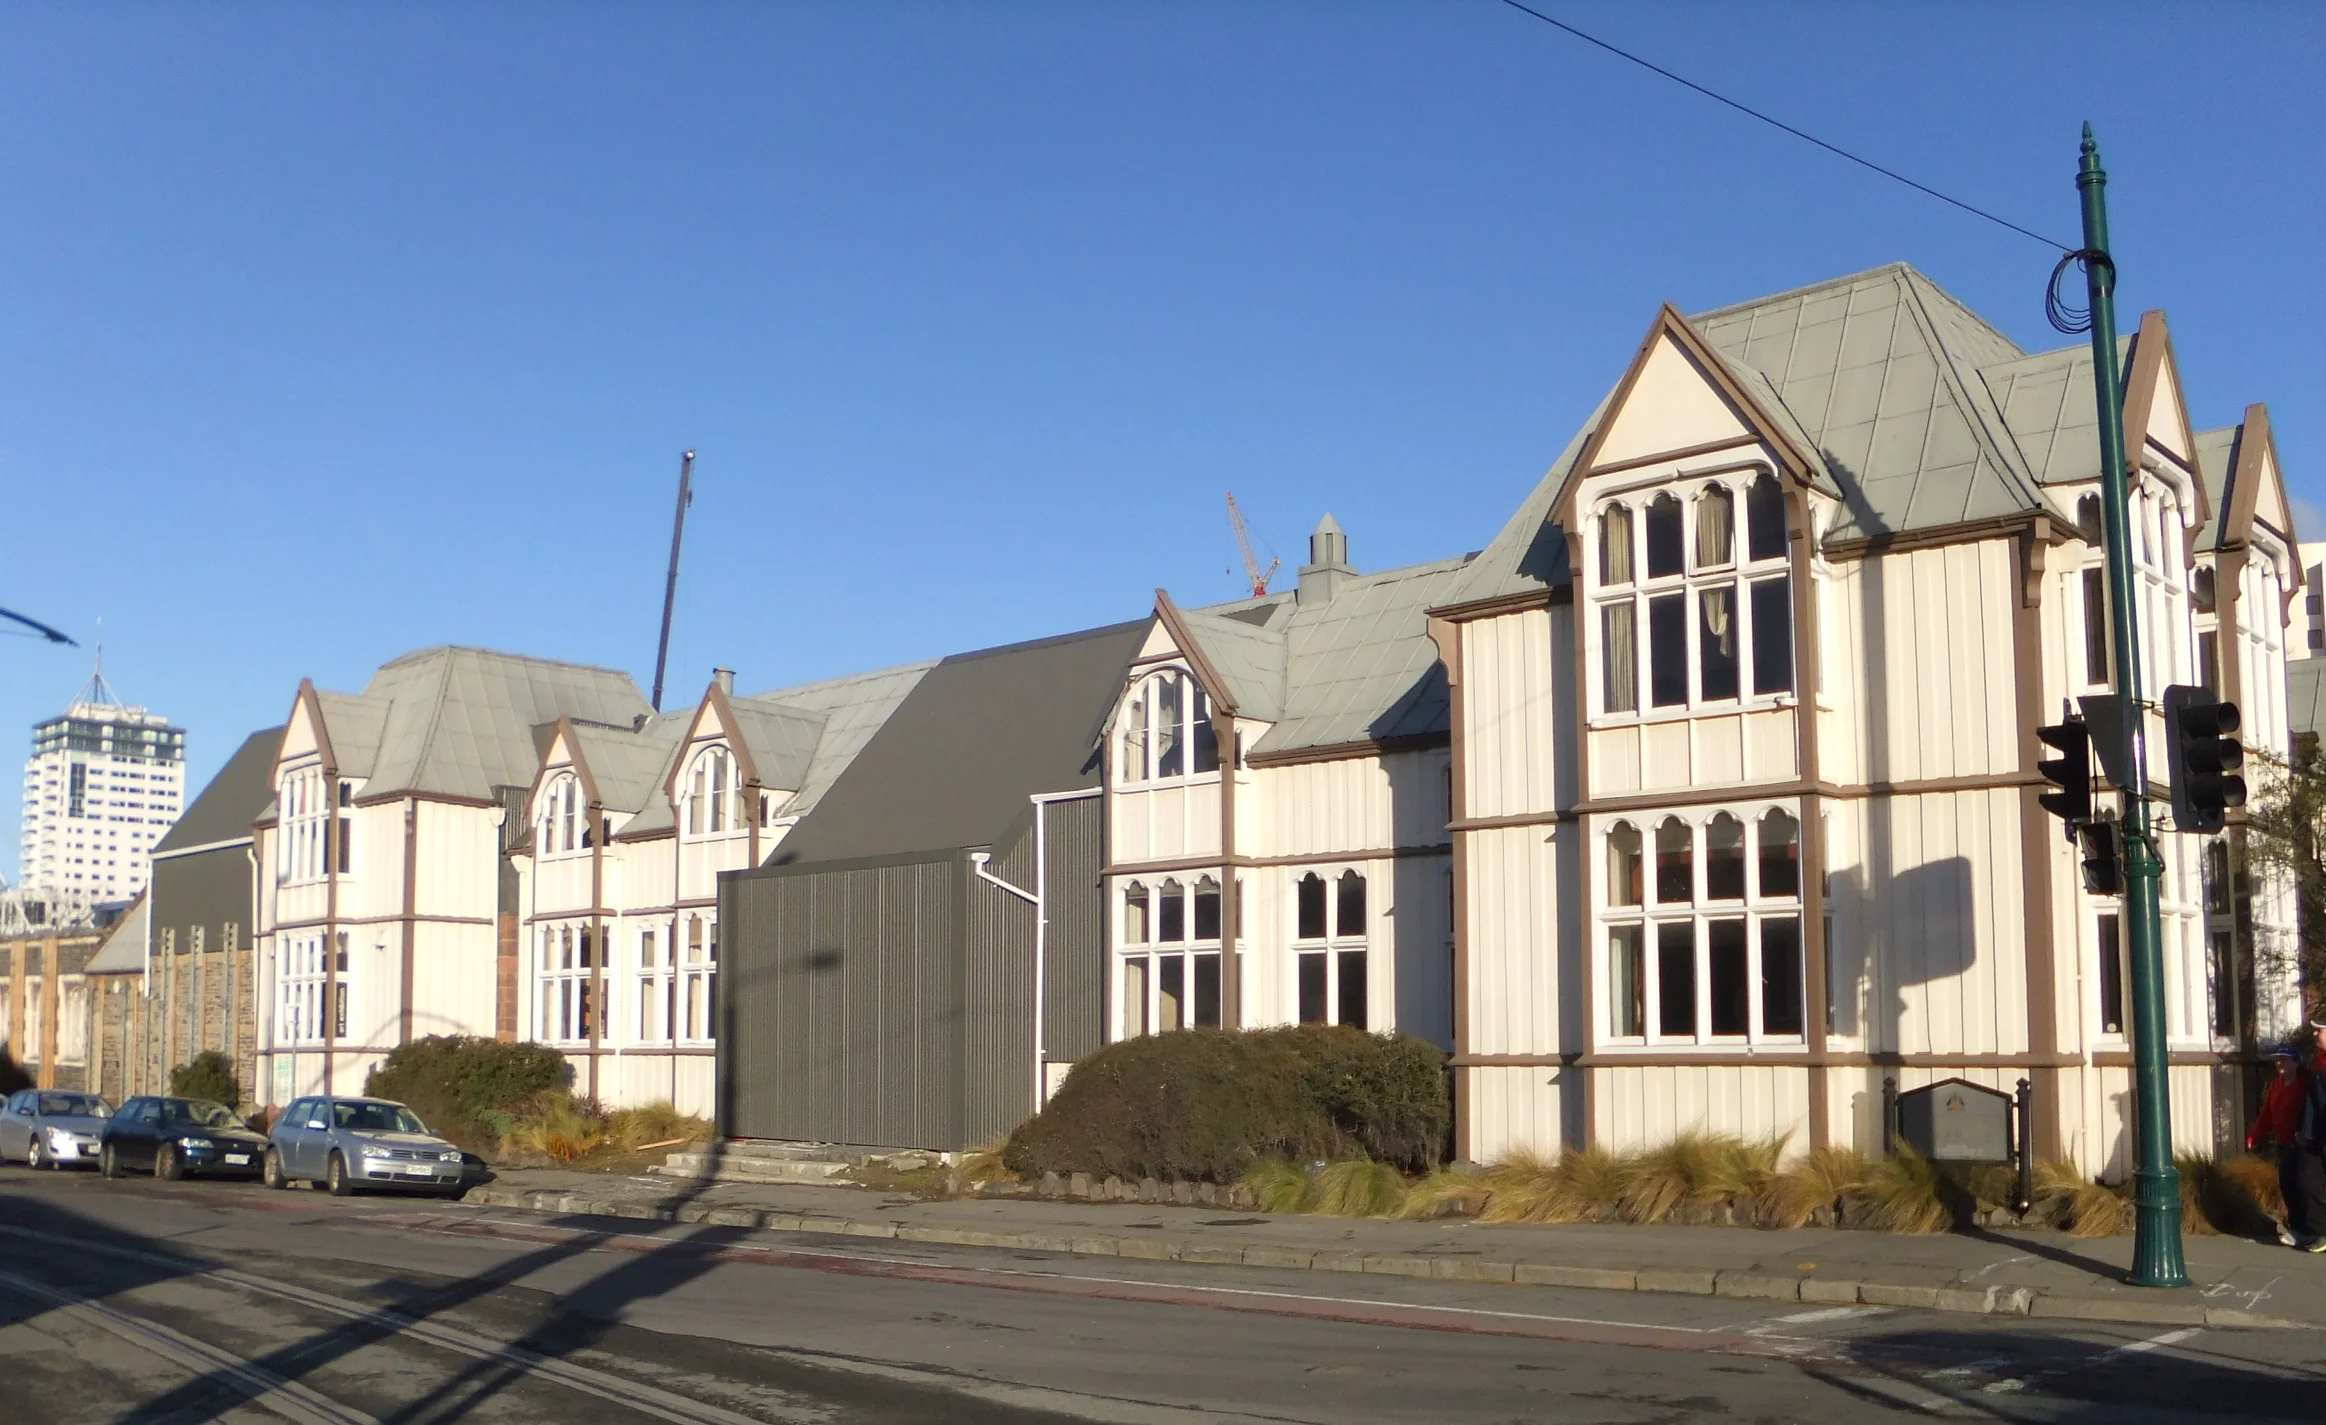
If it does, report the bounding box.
[458,1185,2307,1332]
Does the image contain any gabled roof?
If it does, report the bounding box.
[771,623,1144,865]
[1690,263,2044,539]
[1158,549,1474,756]
[154,726,283,855]
[297,647,651,803]
[83,893,147,975]
[2195,425,2237,549]
[563,716,687,813]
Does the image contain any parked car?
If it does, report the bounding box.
[100,1097,268,1181]
[0,1089,114,1170]
[264,1095,466,1197]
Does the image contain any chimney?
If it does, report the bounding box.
[713,667,735,695]
[1296,513,1354,606]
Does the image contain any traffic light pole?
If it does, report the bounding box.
[2077,125,2188,1285]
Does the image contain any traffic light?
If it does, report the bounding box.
[2077,818,2121,895]
[2036,717,2093,836]
[2162,684,2246,835]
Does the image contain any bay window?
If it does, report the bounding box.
[1591,472,1794,719]
[538,923,602,1044]
[1117,876,1222,1033]
[679,914,717,1042]
[1601,806,1804,1044]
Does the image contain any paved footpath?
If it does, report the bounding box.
[463,1166,2321,1331]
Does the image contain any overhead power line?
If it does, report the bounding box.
[1494,0,2073,253]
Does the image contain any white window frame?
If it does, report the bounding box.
[536,772,585,859]
[1115,875,1226,1036]
[677,913,717,1043]
[1596,802,1806,1047]
[1289,867,1370,1029]
[635,925,671,1044]
[1586,470,1795,725]
[273,932,345,1046]
[681,745,740,840]
[1116,669,1220,786]
[536,922,602,1045]
[277,765,328,885]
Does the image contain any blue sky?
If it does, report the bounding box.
[2,2,2319,879]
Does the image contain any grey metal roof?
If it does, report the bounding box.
[747,662,935,816]
[1691,264,2044,540]
[567,716,687,814]
[771,623,1145,865]
[2194,426,2237,549]
[1160,549,1473,756]
[154,726,282,854]
[83,894,147,975]
[722,700,830,794]
[2290,658,2326,744]
[303,647,652,804]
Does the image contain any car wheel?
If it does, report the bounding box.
[326,1152,353,1198]
[100,1144,120,1179]
[263,1149,289,1190]
[156,1145,183,1181]
[28,1138,50,1171]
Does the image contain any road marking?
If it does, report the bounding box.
[1980,1326,2202,1397]
[1772,1306,1892,1325]
[0,1267,378,1425]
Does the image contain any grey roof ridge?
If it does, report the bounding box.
[1686,260,1930,327]
[743,657,941,710]
[375,643,637,680]
[1893,265,2029,364]
[1890,268,2045,512]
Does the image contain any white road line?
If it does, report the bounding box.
[0,1267,378,1425]
[1774,1306,1893,1325]
[1980,1326,2203,1397]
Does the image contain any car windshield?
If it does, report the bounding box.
[38,1094,109,1118]
[334,1102,429,1135]
[162,1100,248,1131]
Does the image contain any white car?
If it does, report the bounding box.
[0,1089,116,1169]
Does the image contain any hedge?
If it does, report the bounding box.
[363,1035,571,1151]
[1003,1025,1448,1183]
[169,1051,240,1108]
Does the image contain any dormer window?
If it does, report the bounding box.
[1590,473,1795,719]
[1118,670,1219,784]
[683,746,737,838]
[537,773,583,858]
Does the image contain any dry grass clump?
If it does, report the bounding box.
[1397,1166,1493,1220]
[950,1141,1018,1193]
[1240,1160,1311,1214]
[1307,1159,1409,1217]
[1760,1147,1874,1230]
[504,1093,606,1163]
[1855,1145,1950,1234]
[2034,1158,2132,1238]
[1619,1134,1783,1224]
[604,1101,709,1152]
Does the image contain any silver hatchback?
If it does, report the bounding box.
[263,1095,466,1197]
[0,1089,114,1169]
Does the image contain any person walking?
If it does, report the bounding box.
[2251,1045,2309,1246]
[2294,1030,2326,1253]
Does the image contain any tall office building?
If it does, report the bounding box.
[2299,540,2326,659]
[17,664,186,917]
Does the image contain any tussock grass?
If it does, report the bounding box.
[1239,1160,1310,1214]
[1761,1147,1874,1230]
[1855,1145,1950,1234]
[950,1141,1018,1193]
[504,1093,606,1164]
[604,1102,709,1152]
[1618,1133,1783,1224]
[1397,1167,1493,1220]
[1307,1159,1408,1217]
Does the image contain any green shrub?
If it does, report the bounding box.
[364,1035,571,1152]
[169,1051,240,1107]
[1003,1026,1449,1183]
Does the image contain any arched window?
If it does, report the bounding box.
[1704,814,1745,900]
[1292,868,1369,1029]
[1757,810,1800,899]
[1194,876,1222,940]
[2191,565,2216,614]
[1607,822,1642,907]
[1599,505,1633,585]
[1645,493,1684,578]
[2076,494,2104,545]
[1123,882,1150,944]
[684,746,735,839]
[1746,472,1787,562]
[1694,486,1734,570]
[1118,671,1219,783]
[1157,878,1185,941]
[1654,818,1692,903]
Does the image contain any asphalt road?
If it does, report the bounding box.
[0,1163,2318,1425]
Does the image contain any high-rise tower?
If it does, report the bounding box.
[17,659,185,918]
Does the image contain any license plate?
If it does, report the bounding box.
[225,1154,250,1165]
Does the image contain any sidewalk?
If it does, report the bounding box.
[457,1166,2320,1331]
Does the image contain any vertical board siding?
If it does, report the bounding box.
[963,829,1039,1144]
[1461,608,1569,821]
[1468,1064,1569,1163]
[1042,796,1107,1064]
[1464,825,1564,1058]
[1829,539,2017,787]
[1595,1065,1810,1158]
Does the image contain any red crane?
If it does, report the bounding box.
[1225,492,1279,597]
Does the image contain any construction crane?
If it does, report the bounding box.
[1225,492,1279,597]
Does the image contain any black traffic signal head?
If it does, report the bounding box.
[2163,684,2246,835]
[2036,717,2093,836]
[2077,818,2121,896]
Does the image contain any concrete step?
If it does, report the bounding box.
[649,1152,853,1184]
[696,1139,864,1164]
